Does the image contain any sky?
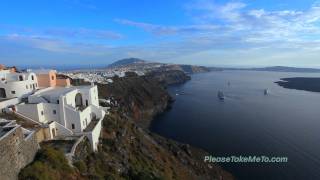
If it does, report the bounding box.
[1,0,320,68]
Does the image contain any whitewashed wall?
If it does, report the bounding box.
[0,72,38,99]
[16,103,45,123]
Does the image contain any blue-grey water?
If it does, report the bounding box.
[150,70,320,180]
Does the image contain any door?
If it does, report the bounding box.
[0,88,6,98]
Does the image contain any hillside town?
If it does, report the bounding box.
[60,58,209,85]
[0,60,217,180]
[60,59,153,84]
[0,65,108,179]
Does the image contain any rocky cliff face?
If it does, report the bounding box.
[94,73,233,179]
[70,112,233,180]
[98,72,173,127]
[146,70,191,86]
[173,64,210,74]
[106,58,211,74]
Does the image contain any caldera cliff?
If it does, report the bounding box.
[19,71,233,180]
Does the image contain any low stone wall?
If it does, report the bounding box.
[0,98,19,111]
[0,126,39,180]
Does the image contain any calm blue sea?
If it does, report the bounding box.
[150,70,320,180]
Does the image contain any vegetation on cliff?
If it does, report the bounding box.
[19,112,233,180]
[98,72,173,127]
[70,111,233,180]
[19,146,78,180]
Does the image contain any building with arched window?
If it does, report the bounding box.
[0,69,39,99]
[16,84,105,151]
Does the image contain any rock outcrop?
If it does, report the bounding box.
[98,72,173,127]
[146,70,191,86]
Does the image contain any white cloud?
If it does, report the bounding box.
[114,18,220,35]
[0,25,123,40]
[186,0,320,41]
[3,1,320,67]
[112,1,320,67]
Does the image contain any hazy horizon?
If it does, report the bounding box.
[12,59,320,71]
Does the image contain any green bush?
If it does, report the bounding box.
[37,146,73,172]
[19,161,55,180]
[19,146,74,180]
[74,160,87,172]
[128,169,163,180]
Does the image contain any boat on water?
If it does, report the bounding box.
[217,91,225,100]
[264,89,269,95]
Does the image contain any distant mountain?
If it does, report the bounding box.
[108,58,147,68]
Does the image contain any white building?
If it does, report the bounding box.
[16,84,105,151]
[0,70,38,99]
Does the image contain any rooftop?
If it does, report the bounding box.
[0,119,18,138]
[0,98,14,102]
[0,126,15,138]
[41,137,79,153]
[0,113,40,129]
[33,85,93,98]
[0,117,35,141]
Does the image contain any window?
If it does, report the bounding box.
[71,124,75,129]
[30,84,32,89]
[53,110,56,114]
[35,83,38,87]
[26,85,28,89]
[85,100,88,106]
[41,111,44,115]
[11,91,15,94]
[31,75,34,80]
[19,75,23,81]
[57,100,59,104]
[51,76,55,80]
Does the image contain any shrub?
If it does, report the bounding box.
[19,161,55,180]
[74,160,87,172]
[19,146,74,180]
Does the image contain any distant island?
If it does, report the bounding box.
[217,66,320,73]
[276,77,320,92]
